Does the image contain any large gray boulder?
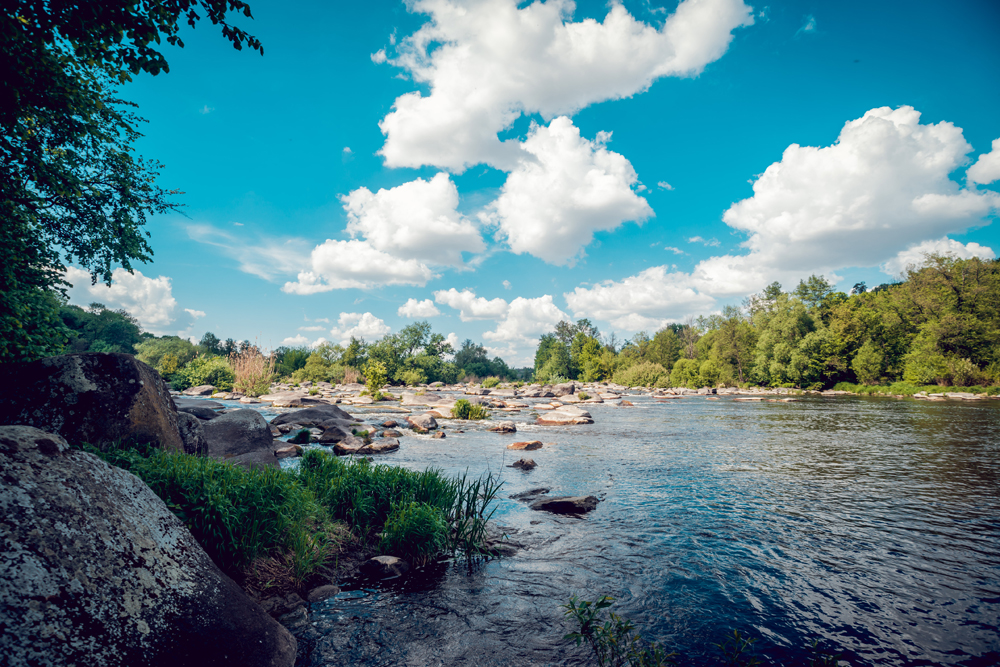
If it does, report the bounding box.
[0,352,184,452]
[0,425,296,667]
[551,382,577,397]
[201,409,278,469]
[270,404,354,427]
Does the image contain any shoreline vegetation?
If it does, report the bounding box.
[77,440,503,602]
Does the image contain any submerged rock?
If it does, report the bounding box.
[509,458,537,470]
[0,425,296,667]
[0,352,184,453]
[530,495,600,515]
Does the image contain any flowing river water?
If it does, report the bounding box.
[255,394,1000,666]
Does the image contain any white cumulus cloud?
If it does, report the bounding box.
[968,138,1000,186]
[880,237,995,276]
[481,117,652,265]
[282,240,436,294]
[64,267,179,333]
[482,295,569,344]
[342,173,485,266]
[329,312,391,345]
[379,0,754,171]
[398,298,441,318]
[434,288,510,321]
[184,308,206,319]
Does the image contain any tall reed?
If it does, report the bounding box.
[230,343,275,397]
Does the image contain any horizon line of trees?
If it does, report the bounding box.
[533,255,1000,390]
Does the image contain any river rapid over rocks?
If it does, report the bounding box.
[226,393,999,666]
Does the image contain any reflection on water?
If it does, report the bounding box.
[263,395,999,666]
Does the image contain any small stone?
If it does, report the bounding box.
[488,420,517,433]
[432,431,446,439]
[360,555,410,579]
[509,458,537,470]
[619,400,634,407]
[382,420,398,428]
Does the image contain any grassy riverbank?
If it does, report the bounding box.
[81,443,502,593]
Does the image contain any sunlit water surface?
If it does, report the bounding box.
[243,394,1000,666]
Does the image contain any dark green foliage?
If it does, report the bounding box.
[452,399,491,420]
[1,0,262,364]
[274,345,310,377]
[60,303,143,354]
[455,338,513,380]
[379,502,449,566]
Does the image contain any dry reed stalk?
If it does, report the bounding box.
[230,344,276,397]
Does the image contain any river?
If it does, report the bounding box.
[269,394,1000,666]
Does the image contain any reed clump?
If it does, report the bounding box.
[230,344,275,397]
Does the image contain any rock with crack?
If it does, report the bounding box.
[0,425,296,667]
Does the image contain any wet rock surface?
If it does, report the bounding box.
[0,425,296,667]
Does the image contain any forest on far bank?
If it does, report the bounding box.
[533,255,1000,390]
[30,254,1000,392]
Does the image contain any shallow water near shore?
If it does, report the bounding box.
[254,395,999,665]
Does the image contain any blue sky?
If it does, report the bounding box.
[64,0,1000,366]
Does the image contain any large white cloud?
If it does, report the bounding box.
[567,106,1000,331]
[342,173,485,266]
[720,106,999,286]
[880,237,995,276]
[379,0,754,171]
[481,117,652,265]
[434,288,510,320]
[397,298,441,318]
[967,138,1000,186]
[482,295,569,344]
[282,240,436,294]
[64,267,180,333]
[329,312,391,345]
[564,266,716,330]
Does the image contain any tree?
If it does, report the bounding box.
[199,332,222,355]
[794,275,835,312]
[398,321,431,358]
[1,1,262,362]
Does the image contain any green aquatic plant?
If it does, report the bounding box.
[288,428,312,444]
[562,595,676,667]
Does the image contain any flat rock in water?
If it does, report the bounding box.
[507,440,542,450]
[174,397,225,411]
[271,404,355,427]
[535,406,594,426]
[401,392,444,405]
[510,487,550,501]
[530,495,600,515]
[488,420,517,433]
[0,425,296,667]
[183,384,216,396]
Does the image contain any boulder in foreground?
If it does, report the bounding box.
[0,425,296,667]
[0,352,184,452]
[201,409,278,469]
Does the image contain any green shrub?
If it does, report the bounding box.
[397,368,428,386]
[614,361,670,388]
[578,392,590,400]
[452,398,491,420]
[171,355,235,391]
[481,376,500,388]
[363,359,388,401]
[379,501,449,566]
[562,595,676,667]
[308,388,319,396]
